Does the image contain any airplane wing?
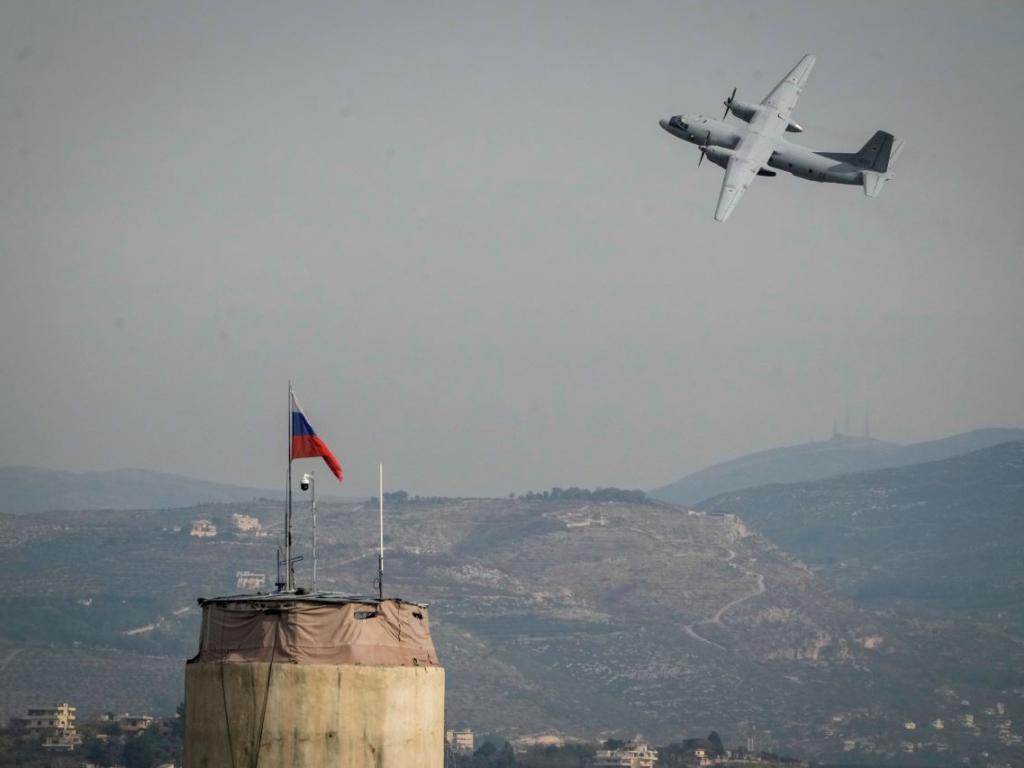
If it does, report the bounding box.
[761,54,816,121]
[712,55,816,222]
[714,156,759,222]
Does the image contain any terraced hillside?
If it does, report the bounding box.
[0,495,1022,763]
[699,440,1024,630]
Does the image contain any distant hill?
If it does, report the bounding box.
[2,495,1023,763]
[697,440,1024,627]
[650,427,1024,506]
[0,466,281,514]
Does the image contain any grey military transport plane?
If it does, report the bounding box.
[660,55,904,222]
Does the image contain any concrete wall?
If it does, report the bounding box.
[185,662,444,768]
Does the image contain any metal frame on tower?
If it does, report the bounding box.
[378,463,385,600]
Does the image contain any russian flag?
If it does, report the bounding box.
[290,392,343,482]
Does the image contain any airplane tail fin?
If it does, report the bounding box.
[858,133,903,197]
[853,130,895,172]
[889,137,906,167]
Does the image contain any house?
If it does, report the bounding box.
[118,714,154,733]
[692,747,713,767]
[232,513,262,532]
[236,571,266,590]
[190,519,217,538]
[593,741,658,767]
[446,728,475,753]
[16,703,82,750]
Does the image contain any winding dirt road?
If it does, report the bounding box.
[0,648,23,676]
[684,548,766,650]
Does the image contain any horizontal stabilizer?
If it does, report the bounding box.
[862,171,889,198]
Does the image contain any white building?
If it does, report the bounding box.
[236,571,267,590]
[18,704,82,750]
[232,513,262,532]
[190,519,217,538]
[119,714,154,733]
[446,728,474,753]
[593,742,658,767]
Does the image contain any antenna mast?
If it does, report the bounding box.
[378,463,384,600]
[286,381,294,592]
[310,473,317,592]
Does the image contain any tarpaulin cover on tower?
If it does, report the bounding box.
[191,596,438,667]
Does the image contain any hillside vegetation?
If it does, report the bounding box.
[1,490,1022,763]
[698,440,1024,633]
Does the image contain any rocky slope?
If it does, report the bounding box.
[2,495,1022,762]
[698,440,1024,632]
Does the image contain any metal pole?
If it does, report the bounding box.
[311,473,317,592]
[378,463,384,600]
[286,381,293,592]
[275,546,282,592]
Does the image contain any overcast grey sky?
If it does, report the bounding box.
[1,1,1022,497]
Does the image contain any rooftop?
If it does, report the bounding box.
[196,591,428,608]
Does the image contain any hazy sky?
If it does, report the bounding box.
[1,1,1022,497]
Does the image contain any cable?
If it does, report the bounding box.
[219,661,238,768]
[251,611,282,768]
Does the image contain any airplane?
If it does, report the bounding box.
[659,55,904,222]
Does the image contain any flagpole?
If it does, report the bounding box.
[378,463,384,601]
[286,381,294,592]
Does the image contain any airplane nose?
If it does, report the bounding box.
[659,118,671,131]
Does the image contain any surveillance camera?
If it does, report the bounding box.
[300,473,312,491]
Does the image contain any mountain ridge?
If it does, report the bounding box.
[696,440,1024,629]
[2,484,1023,762]
[651,427,1024,506]
[0,466,283,514]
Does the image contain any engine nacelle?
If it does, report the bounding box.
[725,99,760,123]
[727,96,804,133]
[703,146,735,170]
[704,146,775,176]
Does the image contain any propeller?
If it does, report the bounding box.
[698,130,711,167]
[722,87,737,119]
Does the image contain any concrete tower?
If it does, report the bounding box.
[184,593,444,768]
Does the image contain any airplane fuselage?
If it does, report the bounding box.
[660,114,863,186]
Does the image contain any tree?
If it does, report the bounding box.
[123,733,158,768]
[494,742,515,768]
[85,738,121,766]
[475,742,497,758]
[171,701,185,739]
[707,731,725,757]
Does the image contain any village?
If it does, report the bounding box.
[0,706,810,768]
